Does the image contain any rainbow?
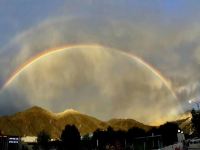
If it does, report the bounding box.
[2,44,176,99]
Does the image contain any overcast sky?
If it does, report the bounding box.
[0,0,200,125]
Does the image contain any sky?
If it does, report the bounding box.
[0,0,200,125]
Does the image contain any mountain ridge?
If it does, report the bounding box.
[0,106,153,138]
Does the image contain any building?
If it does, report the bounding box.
[0,135,8,150]
[21,136,38,150]
[21,136,37,143]
[0,135,20,150]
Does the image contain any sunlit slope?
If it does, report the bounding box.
[108,119,152,131]
[0,106,151,138]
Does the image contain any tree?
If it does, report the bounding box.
[81,134,92,150]
[127,127,146,142]
[61,124,81,150]
[92,127,125,149]
[92,129,104,149]
[159,122,179,146]
[37,130,51,150]
[147,127,160,136]
[191,109,200,137]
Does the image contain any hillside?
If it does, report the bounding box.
[0,106,152,138]
[108,118,152,131]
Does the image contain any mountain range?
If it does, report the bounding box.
[0,106,152,138]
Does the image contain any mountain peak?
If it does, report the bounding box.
[22,106,81,117]
[56,109,80,117]
[28,106,45,111]
[24,106,47,113]
[23,106,54,116]
[63,108,80,113]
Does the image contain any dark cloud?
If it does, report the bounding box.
[0,88,30,115]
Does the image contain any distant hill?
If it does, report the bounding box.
[0,106,152,138]
[108,119,152,131]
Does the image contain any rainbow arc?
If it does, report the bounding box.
[2,44,176,99]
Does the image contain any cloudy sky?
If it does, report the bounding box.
[0,0,200,125]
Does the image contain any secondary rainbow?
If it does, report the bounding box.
[2,44,176,99]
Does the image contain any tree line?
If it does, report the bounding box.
[28,122,180,150]
[191,109,200,137]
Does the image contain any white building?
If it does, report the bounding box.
[21,136,37,143]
